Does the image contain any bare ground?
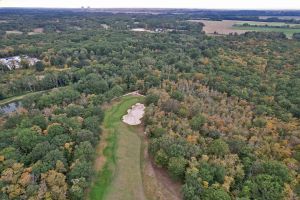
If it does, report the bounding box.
[94,128,109,171]
[138,125,182,200]
[188,20,248,35]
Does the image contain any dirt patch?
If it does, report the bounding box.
[28,28,44,35]
[34,28,44,33]
[93,128,109,171]
[122,103,145,125]
[139,125,182,200]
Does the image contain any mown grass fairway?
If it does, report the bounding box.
[89,95,145,200]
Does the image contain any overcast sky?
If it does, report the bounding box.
[1,0,300,10]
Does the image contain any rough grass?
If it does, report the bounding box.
[89,95,144,200]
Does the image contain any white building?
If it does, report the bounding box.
[0,56,40,70]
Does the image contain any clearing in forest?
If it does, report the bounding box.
[89,95,145,200]
[89,95,182,200]
[189,19,300,38]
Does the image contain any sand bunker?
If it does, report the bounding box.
[122,91,145,97]
[122,103,145,125]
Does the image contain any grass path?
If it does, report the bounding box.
[0,92,37,106]
[89,95,145,200]
[0,86,68,106]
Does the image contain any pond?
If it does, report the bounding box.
[0,101,22,114]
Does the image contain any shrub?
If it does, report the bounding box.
[145,93,159,106]
[190,114,206,131]
[154,149,169,167]
[35,61,45,72]
[167,156,187,180]
[208,139,229,157]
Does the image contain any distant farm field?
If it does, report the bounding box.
[188,20,248,35]
[189,19,300,38]
[234,21,300,27]
[259,16,300,20]
[232,26,300,38]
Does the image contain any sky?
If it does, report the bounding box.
[0,0,300,10]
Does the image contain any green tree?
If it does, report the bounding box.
[73,129,97,146]
[171,91,184,101]
[208,139,230,157]
[145,93,160,106]
[35,61,45,72]
[167,156,187,180]
[190,114,206,131]
[15,129,41,153]
[74,141,95,161]
[68,161,93,181]
[84,116,100,134]
[69,178,88,200]
[0,91,5,100]
[154,149,169,167]
[31,114,47,130]
[42,149,66,171]
[248,174,284,200]
[202,188,231,200]
[47,124,65,138]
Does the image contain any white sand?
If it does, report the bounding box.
[131,28,155,33]
[122,91,145,97]
[122,103,145,125]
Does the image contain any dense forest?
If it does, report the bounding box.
[0,9,299,199]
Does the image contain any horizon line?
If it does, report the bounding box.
[1,7,300,11]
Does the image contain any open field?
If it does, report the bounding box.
[28,28,44,35]
[259,16,300,20]
[189,20,248,35]
[89,95,182,200]
[233,26,300,38]
[89,95,145,200]
[234,21,300,27]
[189,19,300,38]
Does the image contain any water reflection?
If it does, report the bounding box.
[0,101,22,114]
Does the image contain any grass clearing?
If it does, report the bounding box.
[189,19,300,38]
[89,95,145,200]
[233,21,300,27]
[232,26,300,38]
